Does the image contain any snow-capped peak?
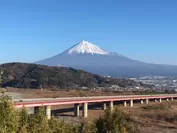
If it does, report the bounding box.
[66,40,110,55]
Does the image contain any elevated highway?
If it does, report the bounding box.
[14,94,177,119]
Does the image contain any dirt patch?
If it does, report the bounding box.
[5,88,135,98]
[52,101,177,133]
[121,101,177,133]
[6,92,25,99]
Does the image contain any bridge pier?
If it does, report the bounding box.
[45,106,51,119]
[82,103,88,118]
[124,101,127,107]
[74,104,80,117]
[109,101,114,111]
[171,97,174,101]
[140,100,144,104]
[166,98,169,101]
[159,98,162,103]
[34,106,51,119]
[146,99,149,104]
[103,103,107,110]
[130,100,133,107]
[154,99,158,102]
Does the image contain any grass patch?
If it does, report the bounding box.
[142,103,171,111]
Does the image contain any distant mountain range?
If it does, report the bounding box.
[36,41,177,77]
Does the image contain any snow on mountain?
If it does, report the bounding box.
[64,40,110,55]
[36,40,177,77]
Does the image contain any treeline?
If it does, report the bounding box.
[0,71,138,133]
[0,63,153,90]
[0,92,138,133]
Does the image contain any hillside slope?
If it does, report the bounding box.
[0,63,152,90]
[36,41,177,77]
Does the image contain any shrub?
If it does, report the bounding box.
[95,107,131,133]
[0,92,19,133]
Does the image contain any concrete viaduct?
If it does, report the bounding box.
[14,95,177,119]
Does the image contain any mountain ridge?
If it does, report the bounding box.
[36,41,177,77]
[0,62,153,90]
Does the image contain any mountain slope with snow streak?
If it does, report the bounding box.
[36,40,177,77]
[64,40,110,55]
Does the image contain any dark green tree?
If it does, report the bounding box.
[18,108,29,133]
[0,87,19,133]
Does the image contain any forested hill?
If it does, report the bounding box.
[0,63,153,90]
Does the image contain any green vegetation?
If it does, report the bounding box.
[0,93,134,133]
[0,63,153,89]
[0,66,145,133]
[95,108,132,133]
[0,67,140,133]
[0,93,19,133]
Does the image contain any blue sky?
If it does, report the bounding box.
[0,0,176,64]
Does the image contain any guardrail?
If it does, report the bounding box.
[15,95,177,108]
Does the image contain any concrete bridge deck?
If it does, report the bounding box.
[14,94,177,119]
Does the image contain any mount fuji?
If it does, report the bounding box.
[36,41,177,77]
